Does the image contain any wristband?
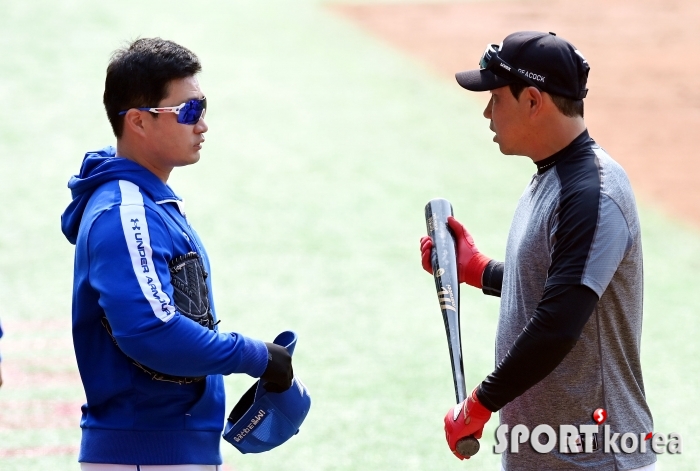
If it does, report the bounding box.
[463,253,491,288]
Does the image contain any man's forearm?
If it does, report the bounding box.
[477,283,599,411]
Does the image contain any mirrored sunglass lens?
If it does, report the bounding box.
[480,44,498,70]
[479,55,489,69]
[178,99,206,124]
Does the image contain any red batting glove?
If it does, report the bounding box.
[420,235,434,274]
[444,388,492,460]
[419,217,491,288]
[447,216,491,288]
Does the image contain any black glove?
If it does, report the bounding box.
[261,342,293,393]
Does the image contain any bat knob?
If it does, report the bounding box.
[456,436,480,458]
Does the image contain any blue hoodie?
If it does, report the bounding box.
[61,147,268,465]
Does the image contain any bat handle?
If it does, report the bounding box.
[456,435,480,457]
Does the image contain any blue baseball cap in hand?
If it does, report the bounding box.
[223,331,311,454]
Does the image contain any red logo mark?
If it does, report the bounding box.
[644,432,653,441]
[592,408,607,424]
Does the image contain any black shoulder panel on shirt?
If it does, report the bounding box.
[546,135,601,287]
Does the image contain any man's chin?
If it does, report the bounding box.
[189,151,202,164]
[498,146,519,157]
[176,152,201,168]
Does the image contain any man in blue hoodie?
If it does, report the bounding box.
[61,38,293,470]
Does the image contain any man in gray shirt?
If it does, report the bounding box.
[420,31,655,470]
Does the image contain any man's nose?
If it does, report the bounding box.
[483,96,493,119]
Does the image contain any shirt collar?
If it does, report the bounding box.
[535,129,592,174]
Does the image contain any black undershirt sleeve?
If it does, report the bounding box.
[476,283,599,412]
[482,260,504,297]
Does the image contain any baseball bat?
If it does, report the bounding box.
[425,198,480,458]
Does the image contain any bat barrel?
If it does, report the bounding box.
[425,198,467,404]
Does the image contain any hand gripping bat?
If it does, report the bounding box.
[424,198,480,458]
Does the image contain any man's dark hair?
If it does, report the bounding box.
[508,82,584,118]
[103,38,202,138]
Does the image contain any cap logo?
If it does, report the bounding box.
[231,409,267,443]
[518,69,545,83]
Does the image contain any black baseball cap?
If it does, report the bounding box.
[456,31,590,100]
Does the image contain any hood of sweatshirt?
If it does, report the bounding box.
[61,146,181,244]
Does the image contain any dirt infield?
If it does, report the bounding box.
[330,0,700,228]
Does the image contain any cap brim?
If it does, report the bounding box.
[455,69,514,91]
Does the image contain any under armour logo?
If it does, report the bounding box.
[131,218,141,230]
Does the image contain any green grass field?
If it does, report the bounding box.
[0,1,698,470]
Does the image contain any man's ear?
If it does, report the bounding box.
[524,87,544,116]
[123,109,147,138]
